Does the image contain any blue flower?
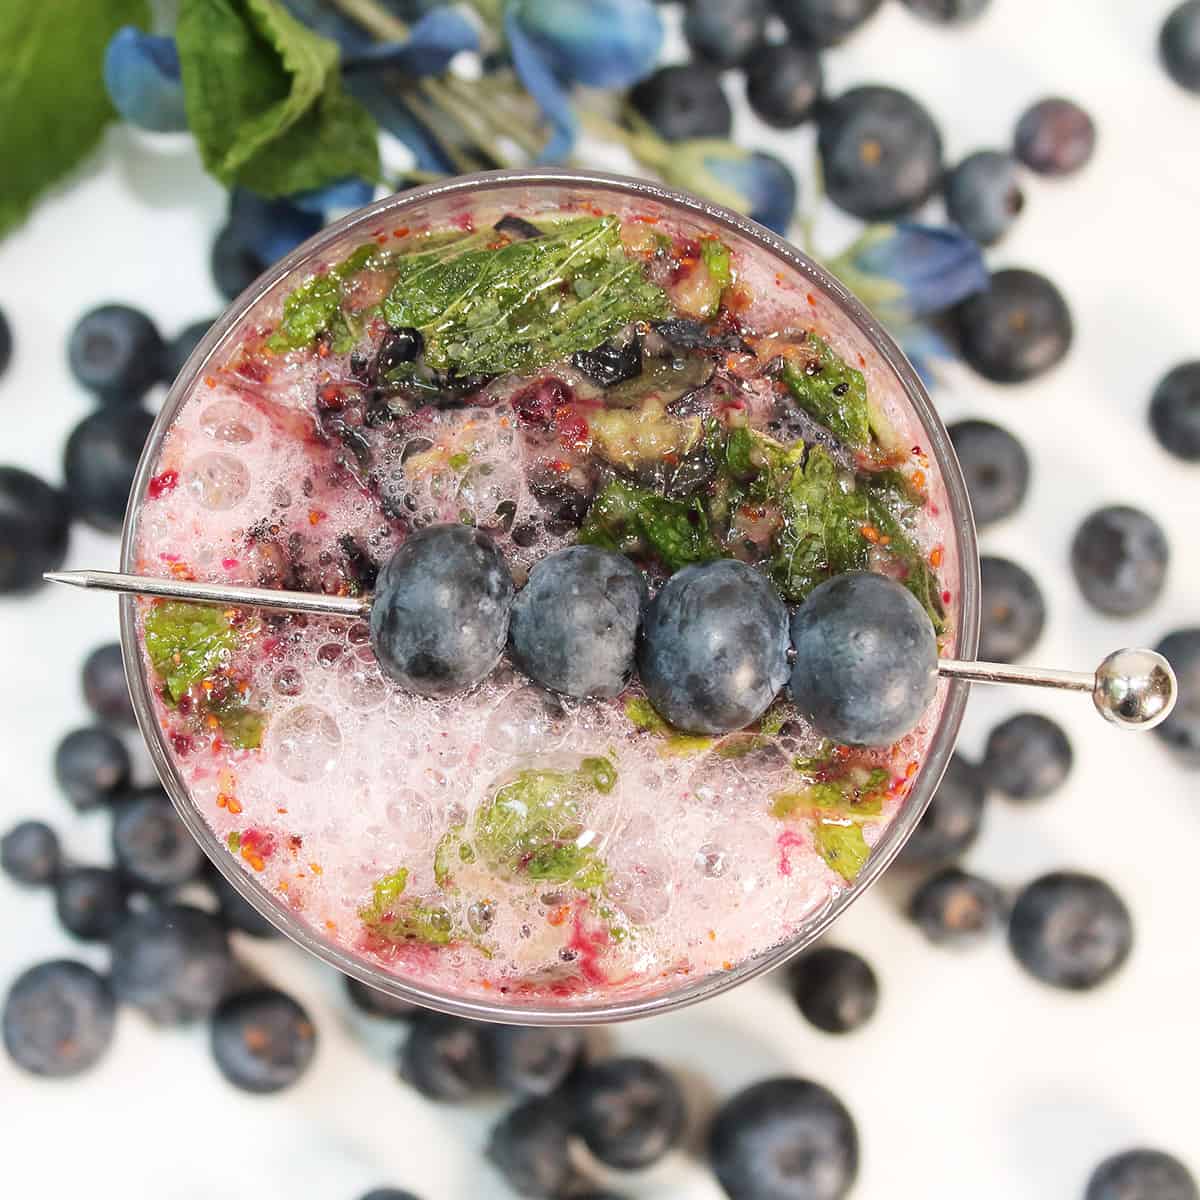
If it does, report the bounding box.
[288,178,377,215]
[103,28,188,133]
[228,190,323,267]
[341,7,480,77]
[888,321,955,387]
[703,150,798,236]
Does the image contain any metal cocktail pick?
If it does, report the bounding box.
[44,568,1179,731]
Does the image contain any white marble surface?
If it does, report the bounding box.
[1,2,1198,1197]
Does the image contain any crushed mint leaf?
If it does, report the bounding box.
[813,819,870,882]
[780,336,870,447]
[143,601,237,703]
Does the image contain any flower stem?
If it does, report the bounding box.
[440,74,546,158]
[328,0,409,41]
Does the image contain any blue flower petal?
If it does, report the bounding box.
[504,7,577,163]
[229,190,323,266]
[851,223,987,319]
[891,320,954,386]
[288,177,377,215]
[342,8,480,78]
[103,28,188,134]
[704,150,798,236]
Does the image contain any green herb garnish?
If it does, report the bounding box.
[143,601,237,703]
[780,336,870,447]
[812,819,870,882]
[268,242,378,353]
[864,485,947,635]
[359,866,455,946]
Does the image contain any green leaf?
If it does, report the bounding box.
[863,484,947,636]
[432,827,475,890]
[143,602,237,703]
[369,867,409,910]
[268,242,378,352]
[0,0,151,239]
[359,866,456,946]
[215,704,265,749]
[780,336,870,448]
[813,819,870,882]
[624,697,715,756]
[701,238,733,291]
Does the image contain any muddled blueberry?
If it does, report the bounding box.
[572,330,643,388]
[1161,1,1200,93]
[162,318,213,385]
[683,0,768,67]
[370,525,514,697]
[978,555,1045,662]
[709,1077,859,1200]
[746,43,823,129]
[1150,362,1200,461]
[344,974,419,1019]
[1014,97,1097,177]
[900,0,991,21]
[209,988,317,1093]
[54,725,131,811]
[638,559,790,735]
[789,572,938,747]
[82,642,136,727]
[1008,872,1133,991]
[111,789,205,890]
[0,307,10,377]
[898,753,986,867]
[63,404,155,533]
[789,946,879,1034]
[0,465,71,592]
[494,214,544,240]
[948,418,1029,527]
[630,64,733,141]
[909,868,1004,947]
[3,960,116,1078]
[944,151,1024,246]
[982,712,1073,801]
[213,872,281,939]
[1153,628,1200,766]
[67,304,164,405]
[1071,505,1169,617]
[490,1025,584,1097]
[375,326,424,378]
[817,85,944,220]
[572,1057,685,1169]
[54,867,129,941]
[1,821,61,887]
[400,1012,495,1101]
[487,1098,579,1197]
[772,0,883,46]
[1086,1148,1198,1200]
[954,268,1073,384]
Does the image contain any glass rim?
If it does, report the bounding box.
[119,167,981,1025]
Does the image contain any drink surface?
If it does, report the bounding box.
[131,184,959,1007]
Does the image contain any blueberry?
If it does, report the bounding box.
[509,546,646,699]
[212,223,265,302]
[1161,1,1200,93]
[745,43,823,129]
[213,873,281,939]
[110,903,235,1023]
[1014,97,1097,177]
[63,404,155,533]
[954,268,1073,384]
[944,151,1023,246]
[900,0,991,21]
[817,85,943,221]
[982,712,1073,801]
[1071,505,1169,617]
[709,1077,859,1200]
[629,64,733,141]
[978,555,1045,662]
[163,318,214,385]
[487,1098,579,1198]
[772,0,883,46]
[788,946,878,1034]
[0,307,11,377]
[572,1057,685,1169]
[490,1025,584,1097]
[67,304,164,405]
[82,642,136,727]
[683,0,768,67]
[375,326,424,378]
[909,868,1004,947]
[947,419,1029,527]
[399,1012,495,1101]
[112,789,205,890]
[571,331,642,388]
[344,974,419,1019]
[705,149,800,236]
[0,465,70,592]
[54,725,131,811]
[358,1191,422,1200]
[3,961,116,1078]
[1086,1148,1198,1200]
[638,559,789,735]
[1150,362,1200,461]
[1,820,61,887]
[209,988,317,1094]
[898,753,986,866]
[212,191,322,301]
[1008,872,1133,991]
[1153,628,1200,766]
[55,867,129,941]
[789,572,938,747]
[370,525,514,697]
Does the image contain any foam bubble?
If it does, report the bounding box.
[272,704,342,783]
[186,452,251,511]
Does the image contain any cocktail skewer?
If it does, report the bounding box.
[44,569,1178,731]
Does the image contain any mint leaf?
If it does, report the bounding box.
[268,242,378,351]
[780,336,870,448]
[813,819,869,882]
[143,601,237,702]
[358,866,457,946]
[0,0,151,239]
[864,482,947,636]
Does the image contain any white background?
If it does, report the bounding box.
[1,1,1198,1196]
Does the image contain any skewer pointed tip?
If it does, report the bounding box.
[43,571,85,587]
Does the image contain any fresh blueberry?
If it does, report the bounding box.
[0,307,11,377]
[209,988,317,1094]
[82,642,136,727]
[1086,1148,1199,1200]
[900,0,991,21]
[110,903,235,1023]
[745,43,823,129]
[982,712,1073,801]
[709,1077,859,1200]
[3,960,116,1078]
[898,753,986,866]
[909,868,1004,947]
[944,151,1024,246]
[111,789,205,891]
[399,1012,495,1101]
[344,974,419,1019]
[1150,362,1200,461]
[789,572,938,747]
[772,0,883,46]
[358,1191,422,1200]
[63,404,155,533]
[1071,505,1169,617]
[954,268,1073,383]
[1008,872,1133,991]
[705,149,799,236]
[55,867,130,941]
[947,419,1029,527]
[817,85,943,220]
[487,1098,579,1198]
[684,0,768,67]
[370,525,514,697]
[788,946,878,1034]
[1153,628,1200,766]
[490,1025,584,1097]
[212,191,322,301]
[572,1057,685,1169]
[978,555,1045,662]
[1,821,61,887]
[629,64,732,141]
[54,725,131,811]
[1014,97,1097,177]
[0,465,71,592]
[163,318,214,385]
[213,873,281,939]
[638,559,789,735]
[67,304,164,405]
[509,546,646,699]
[1161,1,1200,93]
